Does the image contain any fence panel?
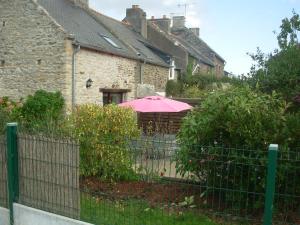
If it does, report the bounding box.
[274,147,300,224]
[80,137,269,225]
[17,134,80,219]
[13,133,299,225]
[0,135,8,208]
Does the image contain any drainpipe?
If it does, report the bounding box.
[72,44,80,110]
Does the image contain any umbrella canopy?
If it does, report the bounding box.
[119,96,193,113]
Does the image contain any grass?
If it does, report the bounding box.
[80,193,219,225]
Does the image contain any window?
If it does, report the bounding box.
[102,36,121,48]
[103,92,123,105]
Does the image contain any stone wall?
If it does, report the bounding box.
[214,57,225,77]
[74,49,169,105]
[143,63,169,92]
[74,48,139,105]
[197,62,213,74]
[0,0,70,103]
[0,0,169,108]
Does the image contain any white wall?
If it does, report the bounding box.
[0,207,9,225]
[13,204,93,225]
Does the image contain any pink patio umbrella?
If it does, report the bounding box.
[119,96,192,113]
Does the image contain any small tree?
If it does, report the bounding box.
[248,11,300,105]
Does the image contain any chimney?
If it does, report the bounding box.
[149,15,171,33]
[70,0,89,8]
[172,16,185,29]
[189,28,200,37]
[125,5,147,38]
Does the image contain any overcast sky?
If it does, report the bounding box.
[90,0,300,75]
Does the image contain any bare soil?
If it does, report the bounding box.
[80,177,300,225]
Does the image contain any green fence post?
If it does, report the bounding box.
[263,144,278,225]
[6,122,18,225]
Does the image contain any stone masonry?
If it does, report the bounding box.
[0,0,71,104]
[73,48,138,105]
[0,0,169,109]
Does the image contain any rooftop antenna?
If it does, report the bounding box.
[177,2,196,17]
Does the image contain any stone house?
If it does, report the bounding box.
[0,0,170,109]
[124,6,225,78]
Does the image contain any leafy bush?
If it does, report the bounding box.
[175,86,293,208]
[178,86,286,148]
[0,97,21,133]
[0,107,10,133]
[166,80,183,97]
[182,86,204,98]
[20,90,65,131]
[69,104,140,181]
[166,73,243,98]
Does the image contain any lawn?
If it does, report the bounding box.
[80,193,219,225]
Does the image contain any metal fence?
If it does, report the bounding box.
[274,147,300,224]
[1,129,299,225]
[17,134,80,219]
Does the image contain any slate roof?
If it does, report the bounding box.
[172,27,225,63]
[148,22,215,67]
[37,0,169,67]
[87,9,170,66]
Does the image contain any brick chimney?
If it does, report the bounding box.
[189,28,200,37]
[70,0,89,8]
[149,15,171,33]
[125,5,147,38]
[172,16,185,29]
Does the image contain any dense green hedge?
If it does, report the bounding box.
[176,86,300,209]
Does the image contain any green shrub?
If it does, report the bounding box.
[20,90,65,131]
[182,86,204,98]
[178,86,286,148]
[69,104,140,181]
[0,107,10,133]
[176,86,292,208]
[166,74,243,98]
[0,97,21,133]
[166,80,183,97]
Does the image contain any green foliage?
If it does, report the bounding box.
[277,10,300,50]
[178,86,286,148]
[248,11,300,105]
[20,90,65,131]
[0,97,21,133]
[166,73,243,98]
[69,104,140,181]
[186,56,195,78]
[248,46,300,104]
[166,80,183,97]
[0,107,10,133]
[182,86,205,98]
[281,112,300,147]
[81,194,218,225]
[175,87,292,208]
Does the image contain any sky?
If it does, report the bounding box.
[89,0,300,75]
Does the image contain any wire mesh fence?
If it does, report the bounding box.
[1,132,299,225]
[274,147,300,224]
[0,135,8,208]
[17,133,80,219]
